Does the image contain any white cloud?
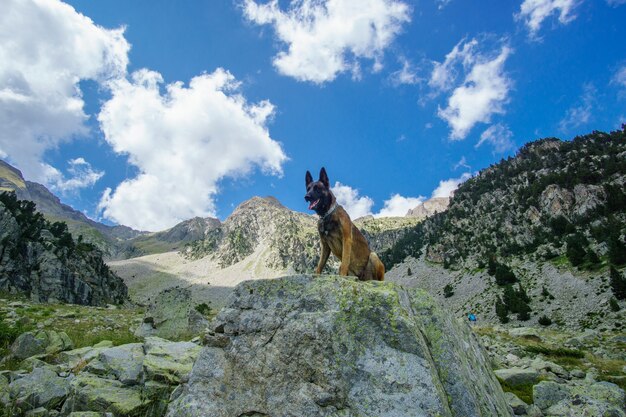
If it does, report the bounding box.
[242,0,411,83]
[516,0,579,39]
[332,181,424,218]
[390,57,420,86]
[376,194,425,217]
[613,65,626,91]
[453,156,470,171]
[0,0,129,184]
[436,41,512,140]
[476,124,515,153]
[429,39,478,92]
[331,181,374,219]
[606,0,626,5]
[431,173,471,198]
[558,83,596,132]
[50,157,105,193]
[437,0,453,10]
[97,68,287,231]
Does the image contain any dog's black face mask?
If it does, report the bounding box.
[305,167,335,216]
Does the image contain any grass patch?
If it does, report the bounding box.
[497,378,534,404]
[523,344,585,358]
[64,327,140,349]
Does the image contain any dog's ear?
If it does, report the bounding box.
[305,170,313,187]
[319,167,329,188]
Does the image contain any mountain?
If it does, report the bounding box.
[0,160,145,258]
[382,128,626,329]
[0,191,127,306]
[406,196,450,219]
[110,196,420,308]
[183,196,420,273]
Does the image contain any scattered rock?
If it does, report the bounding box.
[144,287,208,340]
[533,381,570,410]
[504,392,528,415]
[495,367,541,386]
[508,327,542,340]
[8,367,70,411]
[62,373,147,416]
[143,337,201,385]
[85,343,144,386]
[10,330,73,360]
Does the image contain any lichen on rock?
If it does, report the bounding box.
[167,275,513,417]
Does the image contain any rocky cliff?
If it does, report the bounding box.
[406,196,450,219]
[383,128,626,329]
[0,192,127,306]
[167,275,513,417]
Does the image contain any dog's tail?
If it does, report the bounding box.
[369,252,385,281]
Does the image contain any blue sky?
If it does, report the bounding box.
[1,0,625,231]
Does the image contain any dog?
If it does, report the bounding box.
[305,167,385,281]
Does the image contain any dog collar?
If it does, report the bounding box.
[319,202,338,221]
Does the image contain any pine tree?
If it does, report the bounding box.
[610,266,626,300]
[495,297,509,323]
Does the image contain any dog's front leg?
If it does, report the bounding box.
[315,240,331,274]
[339,223,352,276]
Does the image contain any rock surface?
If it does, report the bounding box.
[167,275,513,417]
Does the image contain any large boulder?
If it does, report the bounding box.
[10,330,73,360]
[167,275,513,417]
[8,367,70,412]
[141,287,209,340]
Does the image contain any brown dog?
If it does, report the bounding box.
[305,167,385,281]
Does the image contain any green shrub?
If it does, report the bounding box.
[443,284,454,298]
[610,266,626,300]
[609,297,620,312]
[538,315,552,326]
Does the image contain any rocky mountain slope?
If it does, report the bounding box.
[0,192,128,306]
[183,196,419,273]
[110,197,420,309]
[0,160,144,259]
[383,128,626,329]
[406,196,450,219]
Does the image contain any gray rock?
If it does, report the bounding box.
[10,330,73,360]
[145,287,207,340]
[504,392,528,415]
[143,337,201,385]
[533,381,570,410]
[508,327,542,339]
[494,368,541,386]
[524,404,543,417]
[85,343,144,385]
[8,367,70,411]
[570,368,586,379]
[167,275,513,417]
[529,358,570,379]
[61,373,147,416]
[24,407,49,417]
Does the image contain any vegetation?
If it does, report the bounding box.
[538,315,552,326]
[443,284,454,298]
[381,128,626,271]
[495,283,532,322]
[610,266,626,300]
[195,302,212,316]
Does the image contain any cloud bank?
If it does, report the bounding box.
[516,0,579,39]
[97,69,287,231]
[242,0,411,83]
[433,39,512,140]
[0,0,128,186]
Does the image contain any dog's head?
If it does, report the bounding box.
[305,167,336,216]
